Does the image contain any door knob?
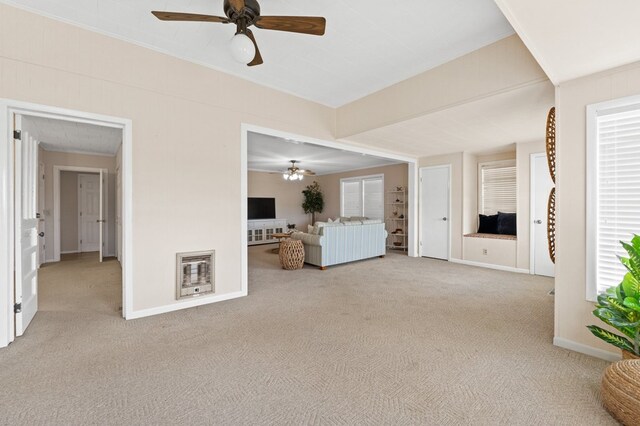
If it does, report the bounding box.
[535,220,542,224]
[442,217,447,221]
[96,219,106,223]
[38,232,44,237]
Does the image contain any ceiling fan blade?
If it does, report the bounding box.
[255,16,326,36]
[245,29,264,67]
[301,171,316,176]
[151,11,229,23]
[228,0,246,13]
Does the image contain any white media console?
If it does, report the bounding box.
[247,219,288,246]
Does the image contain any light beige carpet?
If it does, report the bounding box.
[0,248,615,425]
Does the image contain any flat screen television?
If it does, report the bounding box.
[248,197,276,220]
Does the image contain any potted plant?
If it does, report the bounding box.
[302,181,324,225]
[587,235,640,360]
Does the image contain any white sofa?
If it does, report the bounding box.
[290,219,387,269]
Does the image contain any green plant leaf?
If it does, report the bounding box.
[587,325,635,352]
[593,308,638,338]
[623,296,640,313]
[631,234,640,252]
[604,295,631,314]
[621,272,640,299]
[620,241,640,283]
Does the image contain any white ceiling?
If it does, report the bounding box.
[344,81,555,157]
[23,116,122,156]
[495,0,640,84]
[4,0,514,107]
[248,132,401,175]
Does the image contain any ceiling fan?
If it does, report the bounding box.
[280,160,315,181]
[151,0,326,66]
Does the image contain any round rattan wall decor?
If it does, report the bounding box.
[546,107,556,184]
[547,187,556,264]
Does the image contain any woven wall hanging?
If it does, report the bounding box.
[546,107,556,264]
[547,187,556,263]
[546,107,556,184]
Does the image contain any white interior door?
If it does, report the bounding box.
[531,154,555,277]
[420,166,450,260]
[78,174,100,253]
[37,162,45,267]
[99,170,105,262]
[14,115,39,336]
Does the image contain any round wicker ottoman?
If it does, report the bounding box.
[279,239,304,270]
[601,360,640,425]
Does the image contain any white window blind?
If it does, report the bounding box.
[363,178,384,220]
[479,161,516,215]
[340,175,384,219]
[592,106,640,296]
[341,180,362,217]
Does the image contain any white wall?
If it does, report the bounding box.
[555,60,640,358]
[248,171,310,231]
[337,35,548,138]
[0,4,335,314]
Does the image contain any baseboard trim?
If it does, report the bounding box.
[553,337,620,362]
[449,258,530,274]
[126,290,247,320]
[60,250,79,254]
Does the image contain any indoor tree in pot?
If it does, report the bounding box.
[302,181,324,225]
[588,235,640,360]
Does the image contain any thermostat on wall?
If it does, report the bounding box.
[176,250,215,299]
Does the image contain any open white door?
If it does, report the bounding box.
[37,162,45,267]
[14,115,39,336]
[420,165,450,260]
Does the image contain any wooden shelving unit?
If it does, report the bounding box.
[385,187,407,251]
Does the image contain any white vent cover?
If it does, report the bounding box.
[176,250,215,299]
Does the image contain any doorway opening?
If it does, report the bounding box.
[0,100,133,348]
[241,124,418,286]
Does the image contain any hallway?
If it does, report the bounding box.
[39,253,122,315]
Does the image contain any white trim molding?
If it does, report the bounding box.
[127,291,247,320]
[0,99,133,348]
[553,337,621,362]
[449,258,530,274]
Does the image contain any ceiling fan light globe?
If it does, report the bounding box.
[229,33,256,64]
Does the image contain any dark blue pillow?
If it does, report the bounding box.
[478,214,499,234]
[497,212,517,236]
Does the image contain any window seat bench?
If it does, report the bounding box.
[464,233,517,241]
[463,233,517,268]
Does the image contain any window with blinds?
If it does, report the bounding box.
[587,100,640,298]
[478,161,517,215]
[340,175,384,220]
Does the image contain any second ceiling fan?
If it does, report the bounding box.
[152,0,326,67]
